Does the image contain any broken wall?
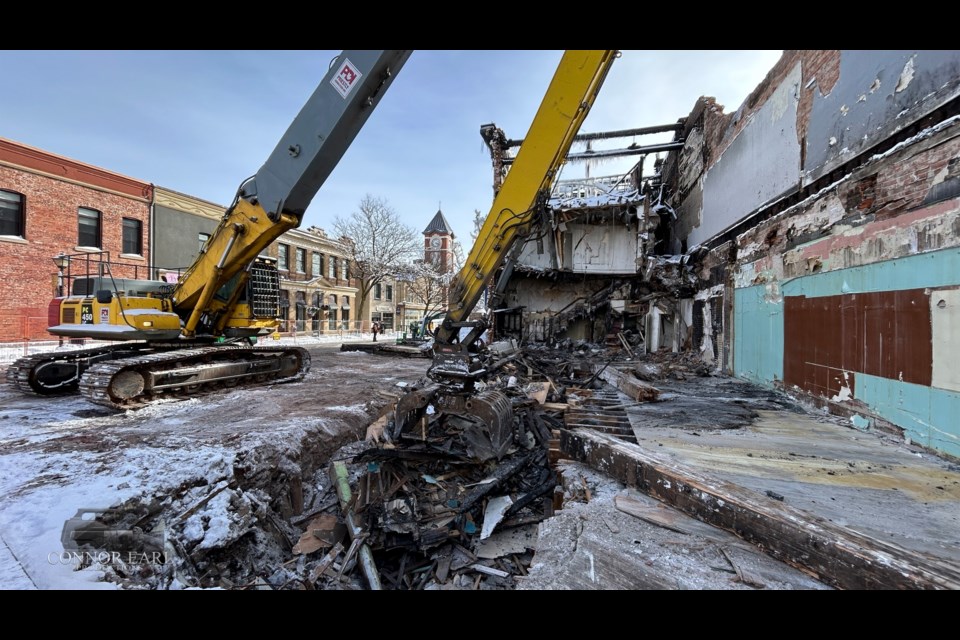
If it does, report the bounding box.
[500,275,635,343]
[670,50,960,459]
[696,62,803,247]
[732,136,960,459]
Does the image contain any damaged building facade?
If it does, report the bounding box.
[485,123,694,350]
[664,50,960,460]
[493,51,960,460]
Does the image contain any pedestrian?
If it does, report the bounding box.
[372,321,379,342]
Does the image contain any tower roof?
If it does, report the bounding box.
[423,209,454,237]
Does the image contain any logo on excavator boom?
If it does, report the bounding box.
[331,59,362,99]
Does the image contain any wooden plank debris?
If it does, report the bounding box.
[720,546,767,589]
[308,542,345,584]
[597,366,660,402]
[330,461,382,590]
[561,428,960,590]
[470,563,511,578]
[614,494,690,535]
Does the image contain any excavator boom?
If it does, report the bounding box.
[396,50,618,457]
[430,50,617,383]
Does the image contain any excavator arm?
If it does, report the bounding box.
[173,50,412,336]
[430,50,618,381]
[394,51,617,459]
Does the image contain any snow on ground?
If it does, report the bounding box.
[0,391,241,589]
[0,340,430,589]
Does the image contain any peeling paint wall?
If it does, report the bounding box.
[513,221,640,274]
[666,48,960,460]
[931,288,960,393]
[732,284,783,385]
[694,64,803,246]
[804,50,960,185]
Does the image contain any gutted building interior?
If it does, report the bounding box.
[490,50,960,461]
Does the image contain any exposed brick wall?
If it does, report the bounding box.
[0,163,150,342]
[733,124,960,270]
[797,50,841,148]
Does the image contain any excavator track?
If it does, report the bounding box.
[6,344,149,396]
[78,345,311,409]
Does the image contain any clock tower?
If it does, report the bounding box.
[423,209,454,274]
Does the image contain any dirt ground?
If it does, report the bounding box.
[6,340,951,590]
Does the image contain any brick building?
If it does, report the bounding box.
[0,138,152,342]
[267,226,359,334]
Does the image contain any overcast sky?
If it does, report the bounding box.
[2,50,782,244]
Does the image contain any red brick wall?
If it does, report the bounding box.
[796,50,841,146]
[0,163,151,342]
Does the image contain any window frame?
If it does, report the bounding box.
[386,284,393,302]
[199,232,211,253]
[295,247,306,274]
[373,283,382,300]
[278,243,289,271]
[121,217,143,255]
[78,207,102,249]
[0,189,26,238]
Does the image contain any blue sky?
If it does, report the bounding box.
[2,50,782,243]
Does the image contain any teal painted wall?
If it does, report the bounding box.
[856,373,960,459]
[781,247,960,298]
[733,246,960,459]
[733,285,783,384]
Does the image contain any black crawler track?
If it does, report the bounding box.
[7,344,311,409]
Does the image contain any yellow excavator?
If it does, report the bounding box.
[391,50,618,460]
[7,51,412,409]
[8,50,615,417]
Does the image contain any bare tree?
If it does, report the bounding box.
[397,261,449,319]
[468,208,489,317]
[334,195,420,322]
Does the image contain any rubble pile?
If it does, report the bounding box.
[287,394,567,590]
[60,342,717,590]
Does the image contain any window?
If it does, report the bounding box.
[295,291,306,332]
[199,232,211,252]
[278,243,289,270]
[279,290,290,332]
[311,291,321,331]
[295,247,306,273]
[312,252,322,278]
[341,258,348,281]
[386,284,393,302]
[341,296,350,327]
[328,294,337,330]
[78,207,101,248]
[328,256,336,280]
[0,189,25,238]
[122,218,142,255]
[374,283,382,300]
